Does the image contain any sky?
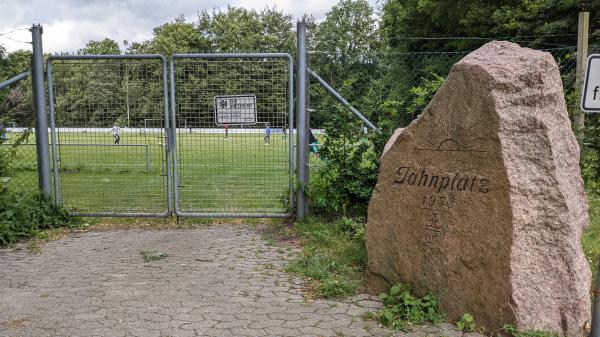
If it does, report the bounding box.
[0,0,379,54]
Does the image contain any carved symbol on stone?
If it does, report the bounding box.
[415,112,487,153]
[423,212,449,247]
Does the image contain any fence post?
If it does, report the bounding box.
[575,12,589,144]
[296,21,309,221]
[305,42,311,217]
[592,257,600,337]
[31,24,52,197]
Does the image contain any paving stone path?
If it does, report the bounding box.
[0,227,486,337]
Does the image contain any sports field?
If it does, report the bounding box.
[2,130,291,215]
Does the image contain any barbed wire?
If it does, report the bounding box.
[309,45,577,56]
[0,27,29,37]
[0,27,32,45]
[0,35,32,45]
[385,34,578,40]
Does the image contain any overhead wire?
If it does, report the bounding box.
[0,27,31,45]
[385,33,578,40]
[0,27,29,36]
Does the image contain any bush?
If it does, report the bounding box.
[309,116,379,216]
[309,73,444,218]
[0,192,73,245]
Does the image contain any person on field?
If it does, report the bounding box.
[224,123,229,140]
[282,127,287,142]
[112,123,121,144]
[264,123,271,145]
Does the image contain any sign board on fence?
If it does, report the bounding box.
[582,54,600,113]
[214,95,257,124]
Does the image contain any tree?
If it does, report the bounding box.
[124,40,152,54]
[0,50,34,126]
[315,0,378,65]
[149,15,209,56]
[310,0,379,127]
[380,0,600,52]
[198,6,295,53]
[79,38,120,55]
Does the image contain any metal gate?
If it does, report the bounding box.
[169,54,294,217]
[47,55,171,217]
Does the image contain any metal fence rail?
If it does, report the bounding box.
[47,54,171,217]
[170,53,294,217]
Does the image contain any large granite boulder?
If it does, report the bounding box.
[365,41,591,336]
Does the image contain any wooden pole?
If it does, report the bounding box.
[575,12,589,142]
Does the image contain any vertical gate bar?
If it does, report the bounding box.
[31,24,52,197]
[160,56,173,214]
[145,144,150,173]
[169,56,180,216]
[305,47,310,216]
[46,61,61,205]
[287,54,295,211]
[296,22,308,220]
[592,257,600,337]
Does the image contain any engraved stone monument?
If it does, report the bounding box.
[365,41,591,336]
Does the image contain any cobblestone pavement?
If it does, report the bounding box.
[0,227,485,337]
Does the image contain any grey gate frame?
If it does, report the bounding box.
[47,54,172,217]
[169,53,294,218]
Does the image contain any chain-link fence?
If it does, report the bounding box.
[2,39,598,216]
[309,45,588,129]
[305,42,599,214]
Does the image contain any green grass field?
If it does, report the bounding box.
[3,130,291,215]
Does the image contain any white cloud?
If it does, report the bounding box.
[0,0,375,53]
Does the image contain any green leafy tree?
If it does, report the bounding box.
[150,15,209,56]
[0,50,34,126]
[78,38,121,55]
[198,7,295,53]
[310,0,379,127]
[380,0,600,52]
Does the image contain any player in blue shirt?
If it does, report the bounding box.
[264,123,271,145]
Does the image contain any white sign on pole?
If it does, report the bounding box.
[582,54,600,113]
[214,95,257,124]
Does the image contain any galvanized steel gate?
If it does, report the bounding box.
[47,53,293,218]
[169,54,294,218]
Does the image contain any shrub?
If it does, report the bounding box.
[377,283,444,330]
[0,192,73,245]
[455,313,475,332]
[309,118,379,216]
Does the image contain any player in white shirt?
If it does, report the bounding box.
[112,123,121,144]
